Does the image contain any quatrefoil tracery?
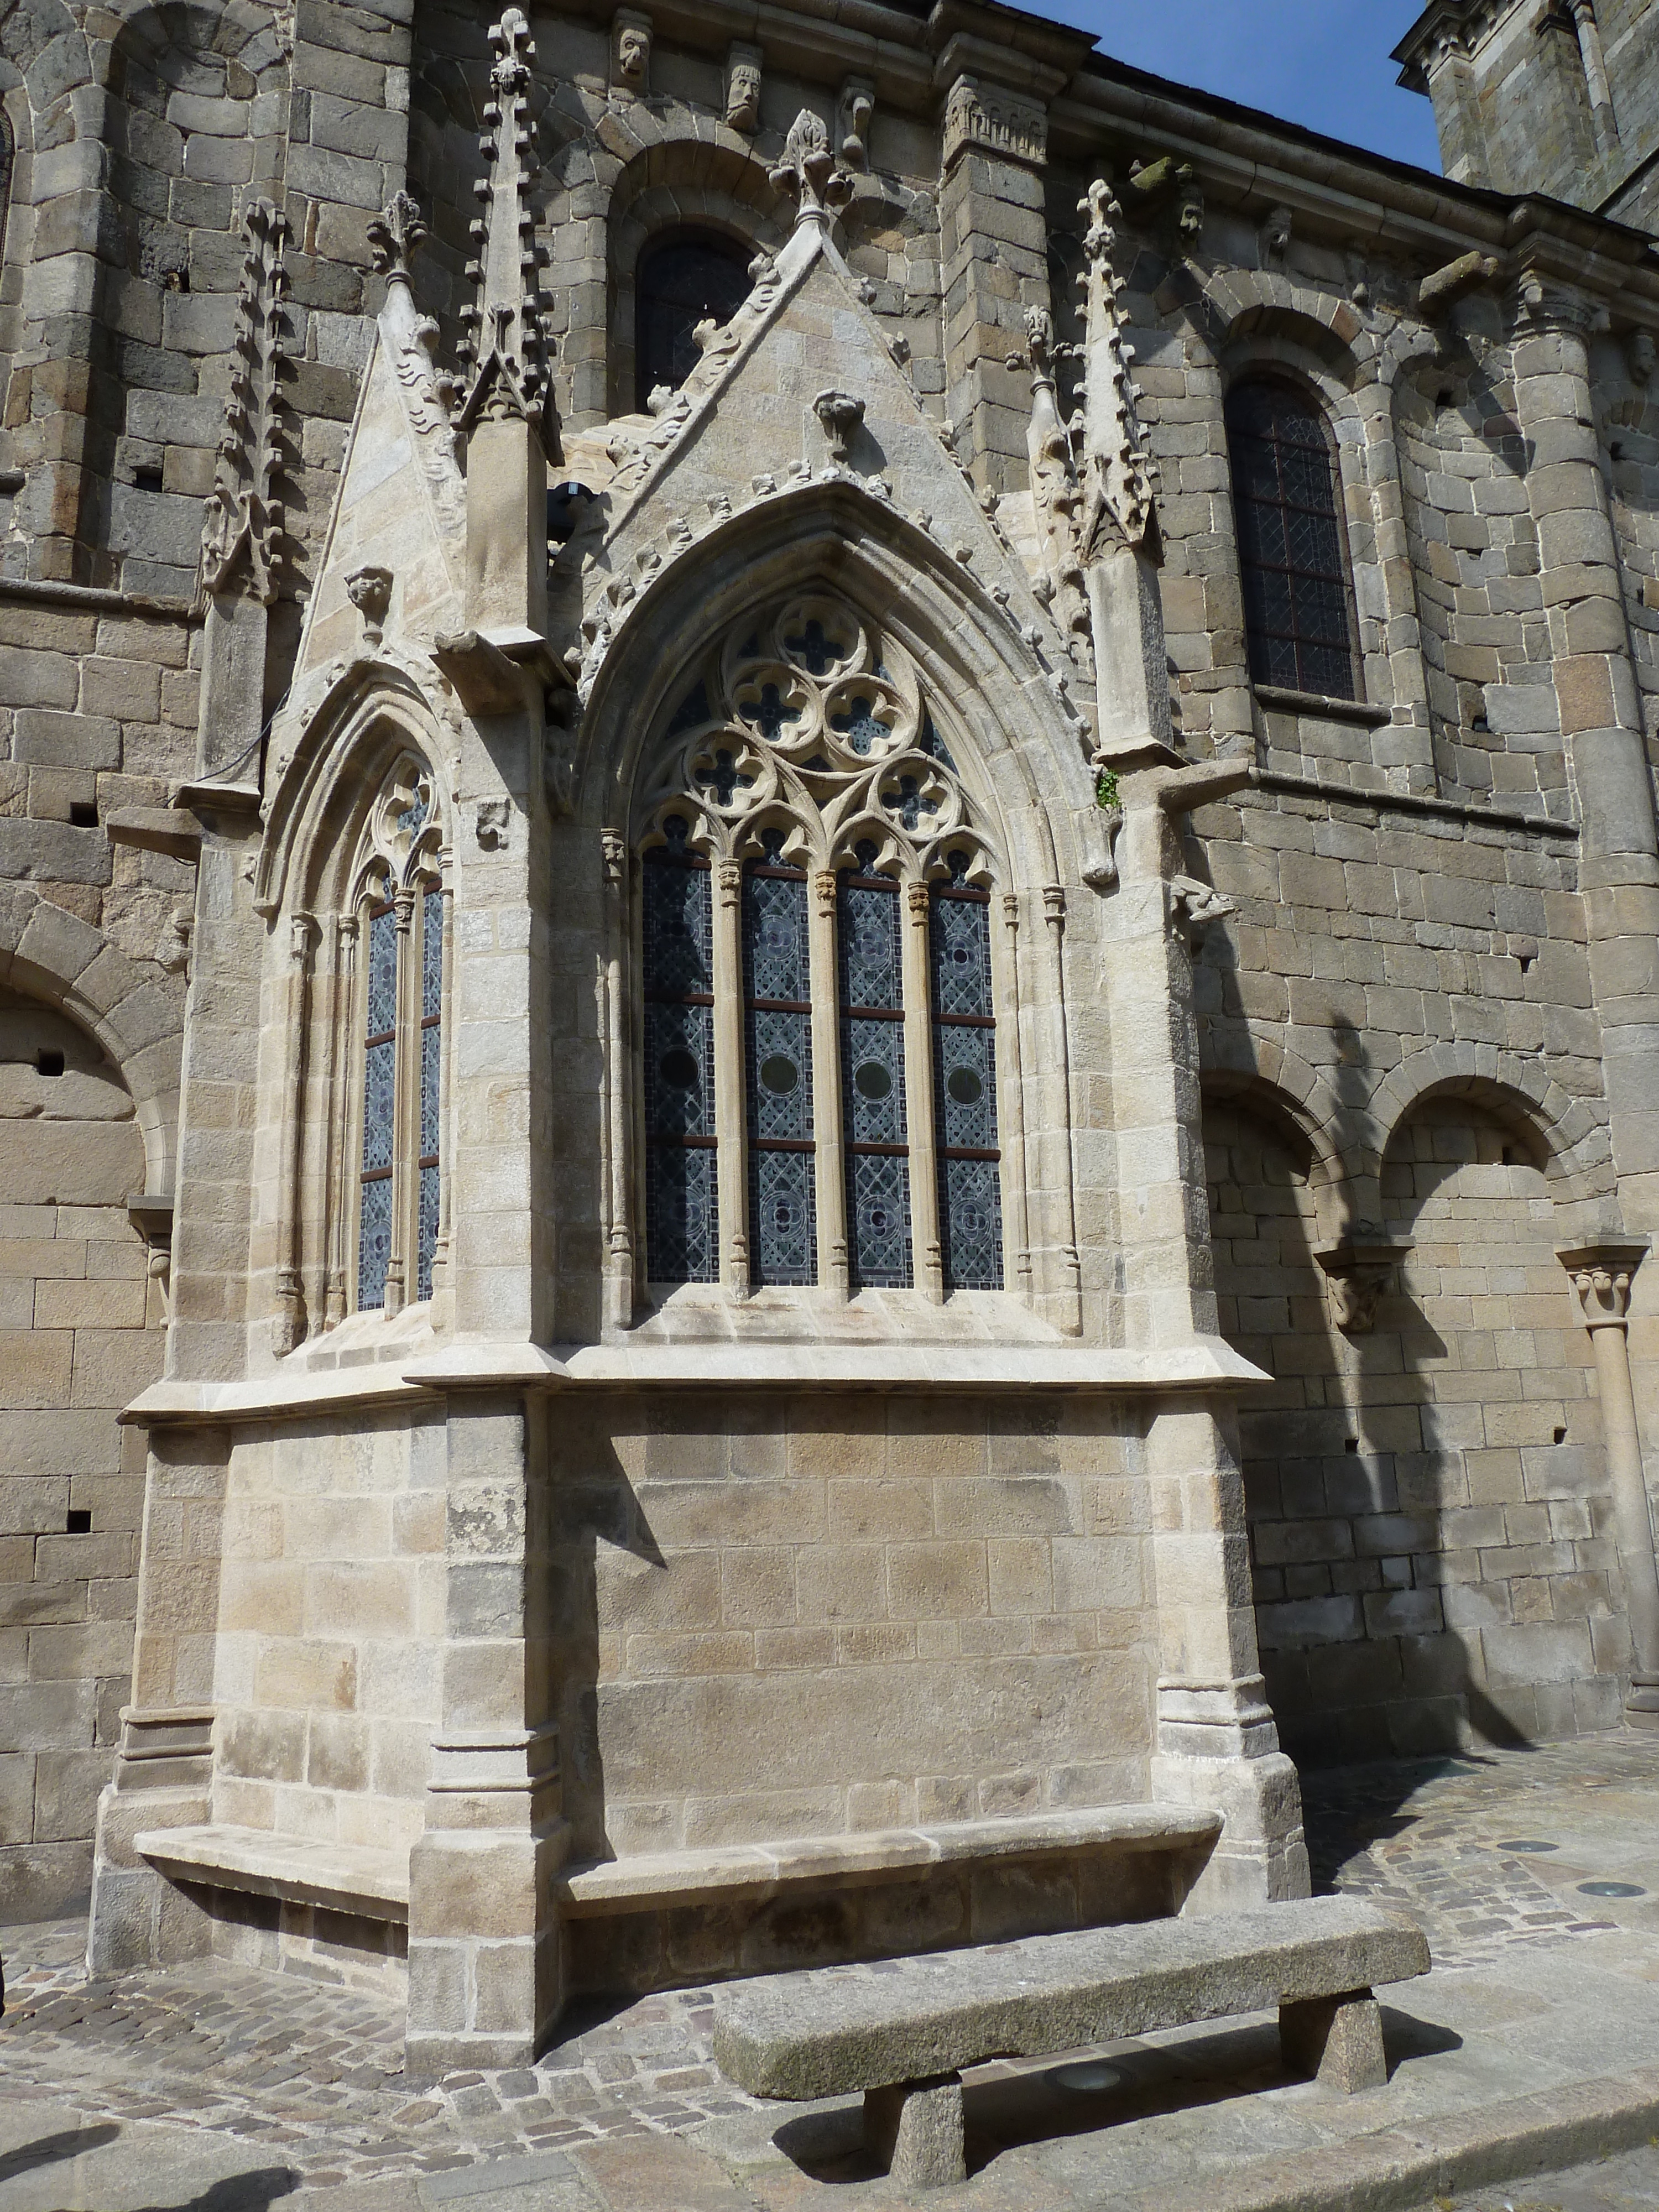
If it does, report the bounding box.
[352,754,444,907]
[638,596,990,883]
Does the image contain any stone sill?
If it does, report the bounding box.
[1253,684,1391,727]
[134,1824,409,1923]
[1251,767,1581,840]
[557,1804,1224,1918]
[123,1335,1272,1425]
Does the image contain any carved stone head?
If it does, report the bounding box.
[612,9,651,91]
[726,46,762,132]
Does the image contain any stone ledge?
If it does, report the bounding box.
[134,1824,410,1924]
[556,1804,1222,1918]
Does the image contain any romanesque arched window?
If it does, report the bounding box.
[635,595,1005,1302]
[634,229,754,410]
[349,757,446,1314]
[1225,378,1358,701]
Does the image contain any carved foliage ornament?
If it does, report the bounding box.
[1076,180,1161,562]
[942,75,1046,169]
[1015,305,1090,655]
[196,197,290,611]
[769,108,852,229]
[635,592,990,884]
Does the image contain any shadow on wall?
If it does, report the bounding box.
[1203,1039,1620,1766]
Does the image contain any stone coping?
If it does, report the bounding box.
[556,1804,1223,1918]
[122,1336,1271,1425]
[134,1824,410,1923]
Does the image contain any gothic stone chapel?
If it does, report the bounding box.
[0,0,1657,2075]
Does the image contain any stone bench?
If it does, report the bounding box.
[133,1824,409,1924]
[712,1893,1431,2189]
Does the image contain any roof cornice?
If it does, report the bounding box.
[1391,0,1525,93]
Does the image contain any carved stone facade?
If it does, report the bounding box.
[0,0,1655,2079]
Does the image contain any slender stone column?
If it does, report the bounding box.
[1559,1241,1659,1724]
[1511,277,1659,1238]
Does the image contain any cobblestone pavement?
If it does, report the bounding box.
[4,1733,1659,2205]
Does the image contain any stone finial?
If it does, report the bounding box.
[839,76,874,168]
[1014,305,1089,653]
[725,42,762,132]
[612,8,651,94]
[196,197,290,612]
[813,388,865,465]
[369,190,427,290]
[346,564,394,645]
[1076,180,1160,563]
[769,109,852,232]
[455,7,561,460]
[1558,1240,1647,1329]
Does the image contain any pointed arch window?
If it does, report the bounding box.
[635,228,754,411]
[1225,378,1358,701]
[633,594,1008,1303]
[350,758,447,1314]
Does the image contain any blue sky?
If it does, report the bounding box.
[1044,2,1445,173]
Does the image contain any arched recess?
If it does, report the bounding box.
[1157,267,1431,769]
[1200,1063,1347,1240]
[252,671,456,1352]
[579,482,1099,1332]
[1365,1047,1614,1209]
[0,883,184,1196]
[81,0,289,593]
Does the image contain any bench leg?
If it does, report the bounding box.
[864,2072,967,2189]
[1280,1989,1386,2093]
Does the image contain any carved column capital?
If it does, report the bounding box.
[1558,1240,1648,1330]
[1316,1237,1408,1336]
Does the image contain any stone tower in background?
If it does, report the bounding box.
[1395,0,1659,231]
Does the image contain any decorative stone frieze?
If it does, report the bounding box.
[941,74,1047,170]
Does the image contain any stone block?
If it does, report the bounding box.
[12,711,122,769]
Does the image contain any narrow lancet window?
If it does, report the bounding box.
[931,859,1003,1290]
[416,884,445,1301]
[838,846,912,1289]
[358,899,398,1310]
[744,834,816,1286]
[1226,379,1357,701]
[644,817,719,1283]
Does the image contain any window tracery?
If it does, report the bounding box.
[348,757,447,1315]
[634,596,1005,1303]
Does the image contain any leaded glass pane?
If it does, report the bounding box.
[358,1172,393,1311]
[847,1148,911,1288]
[1225,379,1357,702]
[842,1013,906,1146]
[644,842,718,1285]
[646,1144,718,1285]
[838,874,902,1011]
[416,1163,440,1301]
[366,901,397,1037]
[938,1155,1003,1291]
[743,863,815,1286]
[750,1147,815,1286]
[363,1036,395,1172]
[931,884,1003,1292]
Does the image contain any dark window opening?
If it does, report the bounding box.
[66,1507,92,1534]
[69,800,97,828]
[133,466,164,494]
[1225,378,1357,702]
[36,1048,65,1077]
[635,229,753,413]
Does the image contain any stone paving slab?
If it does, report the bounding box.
[6,1735,1659,2210]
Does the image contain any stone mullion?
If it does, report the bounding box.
[713,859,751,1299]
[902,879,945,1303]
[1034,886,1082,1335]
[599,831,636,1328]
[330,914,362,1327]
[810,870,850,1297]
[993,890,1034,1303]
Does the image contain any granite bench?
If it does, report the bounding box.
[712,1892,1431,2189]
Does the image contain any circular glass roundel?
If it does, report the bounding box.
[760,1055,799,1095]
[660,1047,699,1088]
[869,1206,890,1232]
[947,1067,983,1106]
[855,1061,893,1100]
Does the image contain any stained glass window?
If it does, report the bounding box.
[1226,379,1357,701]
[644,818,718,1283]
[635,229,753,410]
[838,848,912,1289]
[931,860,1003,1290]
[743,836,815,1287]
[357,898,398,1311]
[416,886,444,1302]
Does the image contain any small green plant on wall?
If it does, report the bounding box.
[1094,763,1121,812]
